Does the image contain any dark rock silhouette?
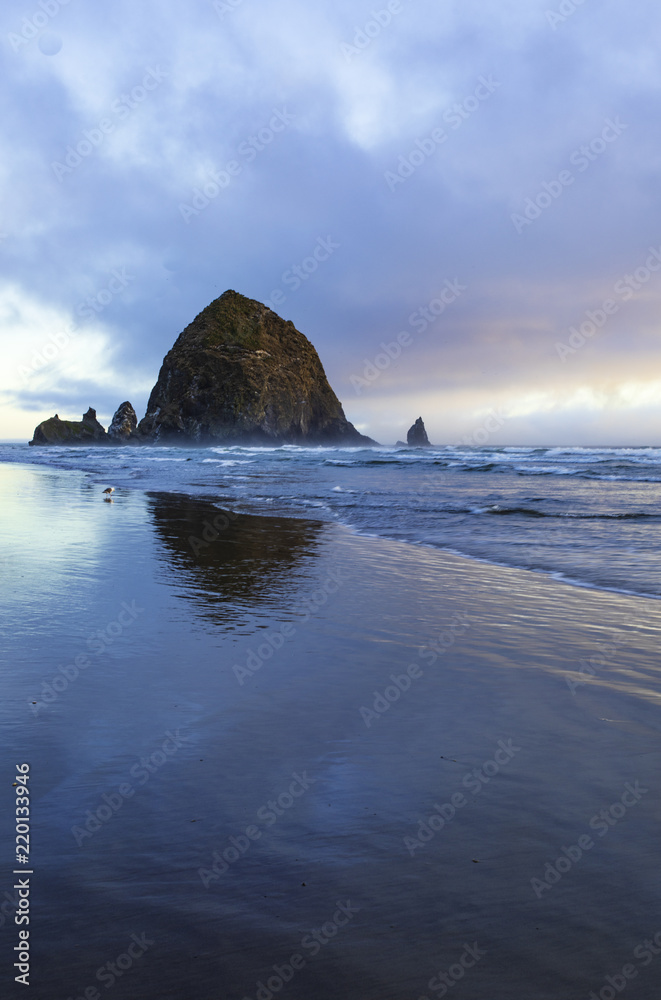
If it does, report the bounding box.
[108,401,138,442]
[28,292,378,447]
[137,290,375,446]
[406,417,432,447]
[29,407,107,446]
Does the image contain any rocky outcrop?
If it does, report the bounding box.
[29,408,108,446]
[27,292,378,448]
[108,401,138,442]
[137,290,375,446]
[406,417,432,447]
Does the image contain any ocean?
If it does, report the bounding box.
[3,441,661,599]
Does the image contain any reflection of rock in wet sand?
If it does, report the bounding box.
[147,492,324,625]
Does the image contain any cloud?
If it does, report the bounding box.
[2,0,661,443]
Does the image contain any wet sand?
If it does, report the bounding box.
[2,461,661,1000]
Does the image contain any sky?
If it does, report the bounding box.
[2,0,661,446]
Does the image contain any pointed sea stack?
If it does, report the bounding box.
[138,290,375,446]
[29,407,108,446]
[108,401,138,442]
[406,417,432,447]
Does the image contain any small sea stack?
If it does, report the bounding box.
[406,417,432,447]
[108,402,138,443]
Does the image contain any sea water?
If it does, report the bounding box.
[3,441,661,598]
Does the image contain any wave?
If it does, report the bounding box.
[455,462,502,473]
[3,440,660,602]
[474,504,549,517]
[471,504,659,521]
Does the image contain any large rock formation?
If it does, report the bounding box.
[137,290,374,446]
[29,407,108,446]
[27,292,377,448]
[108,401,138,442]
[406,417,432,447]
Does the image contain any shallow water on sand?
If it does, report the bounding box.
[4,440,661,598]
[2,463,661,999]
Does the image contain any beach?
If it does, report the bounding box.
[2,460,661,1000]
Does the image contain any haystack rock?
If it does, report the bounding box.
[108,401,138,442]
[138,290,375,446]
[406,417,432,447]
[29,407,107,446]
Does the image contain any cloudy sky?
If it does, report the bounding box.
[1,0,660,445]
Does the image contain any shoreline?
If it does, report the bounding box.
[339,520,661,604]
[3,453,661,605]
